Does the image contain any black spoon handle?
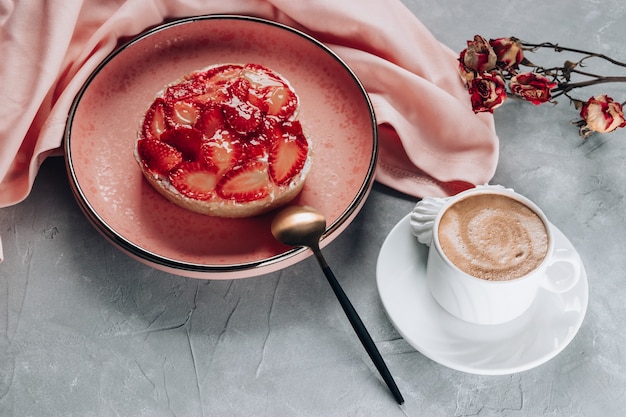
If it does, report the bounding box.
[313,248,405,405]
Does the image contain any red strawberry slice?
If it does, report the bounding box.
[204,64,244,81]
[198,65,244,103]
[223,98,263,134]
[241,133,269,161]
[223,80,264,134]
[200,130,243,174]
[240,64,298,119]
[228,77,268,113]
[264,85,298,120]
[166,99,201,127]
[228,77,252,101]
[137,139,183,175]
[164,75,207,101]
[169,162,219,201]
[160,127,204,161]
[267,120,308,185]
[142,98,169,140]
[216,160,271,202]
[195,103,226,139]
[242,63,284,86]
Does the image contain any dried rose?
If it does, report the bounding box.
[490,37,524,70]
[458,50,476,82]
[468,71,507,113]
[463,35,497,72]
[580,94,626,135]
[509,72,557,105]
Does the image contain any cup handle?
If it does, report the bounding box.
[541,247,581,293]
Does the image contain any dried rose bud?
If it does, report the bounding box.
[490,37,524,70]
[580,94,626,134]
[467,71,507,113]
[509,72,557,105]
[463,35,497,72]
[458,50,476,82]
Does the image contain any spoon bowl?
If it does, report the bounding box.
[271,205,327,249]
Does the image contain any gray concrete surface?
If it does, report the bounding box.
[2,1,626,415]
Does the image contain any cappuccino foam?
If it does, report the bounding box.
[438,193,549,281]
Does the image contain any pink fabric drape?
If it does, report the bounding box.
[0,0,499,261]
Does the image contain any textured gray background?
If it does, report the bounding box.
[2,0,626,415]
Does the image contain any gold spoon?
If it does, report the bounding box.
[271,205,404,405]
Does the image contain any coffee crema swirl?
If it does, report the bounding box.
[437,193,549,281]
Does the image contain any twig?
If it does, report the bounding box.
[520,41,626,68]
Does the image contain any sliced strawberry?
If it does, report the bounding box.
[199,65,243,103]
[223,97,263,134]
[204,64,244,81]
[242,63,284,86]
[200,130,243,174]
[166,99,201,127]
[195,103,226,139]
[228,77,268,113]
[169,162,219,201]
[267,120,308,185]
[280,119,304,134]
[160,127,204,161]
[264,85,298,120]
[193,89,228,105]
[216,160,271,202]
[241,133,269,161]
[164,75,207,101]
[228,77,252,101]
[142,98,169,140]
[239,64,298,119]
[248,88,270,114]
[137,139,183,175]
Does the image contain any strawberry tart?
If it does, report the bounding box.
[134,63,312,218]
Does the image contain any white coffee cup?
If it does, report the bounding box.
[424,187,581,325]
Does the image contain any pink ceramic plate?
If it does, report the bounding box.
[65,15,377,279]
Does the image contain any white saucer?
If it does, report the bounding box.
[376,214,588,375]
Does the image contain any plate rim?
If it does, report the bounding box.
[64,14,378,276]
